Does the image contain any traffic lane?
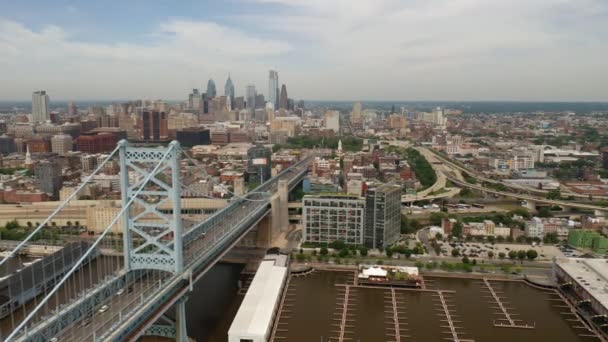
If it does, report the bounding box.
[57,276,165,342]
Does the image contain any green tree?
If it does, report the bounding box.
[538,207,553,218]
[462,256,470,264]
[451,221,463,238]
[339,248,349,258]
[359,247,368,257]
[430,212,447,226]
[320,247,329,256]
[329,240,346,250]
[546,189,562,200]
[488,251,494,259]
[526,249,538,260]
[517,250,527,262]
[385,247,394,258]
[508,250,517,260]
[435,233,443,240]
[498,252,506,260]
[451,248,460,257]
[543,232,559,244]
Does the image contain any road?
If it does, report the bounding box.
[448,176,608,212]
[401,147,462,203]
[425,147,608,201]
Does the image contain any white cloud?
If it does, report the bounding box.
[0,18,291,100]
[243,0,608,100]
[1,0,607,101]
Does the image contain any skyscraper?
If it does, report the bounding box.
[206,79,217,98]
[136,109,169,142]
[433,106,445,126]
[246,84,257,110]
[32,91,50,123]
[325,110,340,132]
[224,75,235,103]
[188,89,202,110]
[268,70,279,109]
[35,160,63,198]
[279,84,288,110]
[351,102,362,123]
[67,102,78,116]
[247,144,271,185]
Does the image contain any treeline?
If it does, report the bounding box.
[405,148,437,188]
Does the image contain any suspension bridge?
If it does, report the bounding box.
[0,140,312,341]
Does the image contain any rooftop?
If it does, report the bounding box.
[555,258,608,309]
[228,257,287,340]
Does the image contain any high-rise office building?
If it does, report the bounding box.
[206,79,217,98]
[351,102,362,124]
[32,91,50,123]
[364,184,401,249]
[224,75,235,103]
[433,106,445,126]
[279,84,288,110]
[247,144,271,185]
[136,109,169,142]
[255,94,265,109]
[246,84,257,110]
[35,161,63,198]
[268,70,279,109]
[325,110,340,132]
[188,89,202,110]
[67,102,78,116]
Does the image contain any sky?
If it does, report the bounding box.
[0,0,607,102]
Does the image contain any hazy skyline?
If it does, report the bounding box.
[1,0,607,101]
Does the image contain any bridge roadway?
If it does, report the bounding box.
[447,176,608,212]
[20,156,312,342]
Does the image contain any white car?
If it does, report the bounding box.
[116,289,124,296]
[98,305,109,313]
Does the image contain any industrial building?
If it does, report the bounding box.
[553,258,608,318]
[228,254,288,342]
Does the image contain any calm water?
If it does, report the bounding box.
[184,263,244,341]
[273,270,599,342]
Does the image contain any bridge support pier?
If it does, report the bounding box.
[278,179,289,232]
[176,297,188,342]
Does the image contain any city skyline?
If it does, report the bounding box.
[1,0,607,101]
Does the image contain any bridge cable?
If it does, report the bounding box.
[5,143,176,341]
[0,145,121,268]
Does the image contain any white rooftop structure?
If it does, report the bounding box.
[555,258,608,310]
[359,266,388,279]
[228,257,288,342]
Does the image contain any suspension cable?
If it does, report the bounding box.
[0,145,121,268]
[5,143,176,341]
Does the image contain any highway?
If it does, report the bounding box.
[37,156,312,342]
[447,176,608,212]
[424,147,608,201]
[401,146,461,203]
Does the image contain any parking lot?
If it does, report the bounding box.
[434,241,568,261]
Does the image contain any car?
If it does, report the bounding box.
[98,305,109,313]
[116,289,125,296]
[50,338,58,342]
